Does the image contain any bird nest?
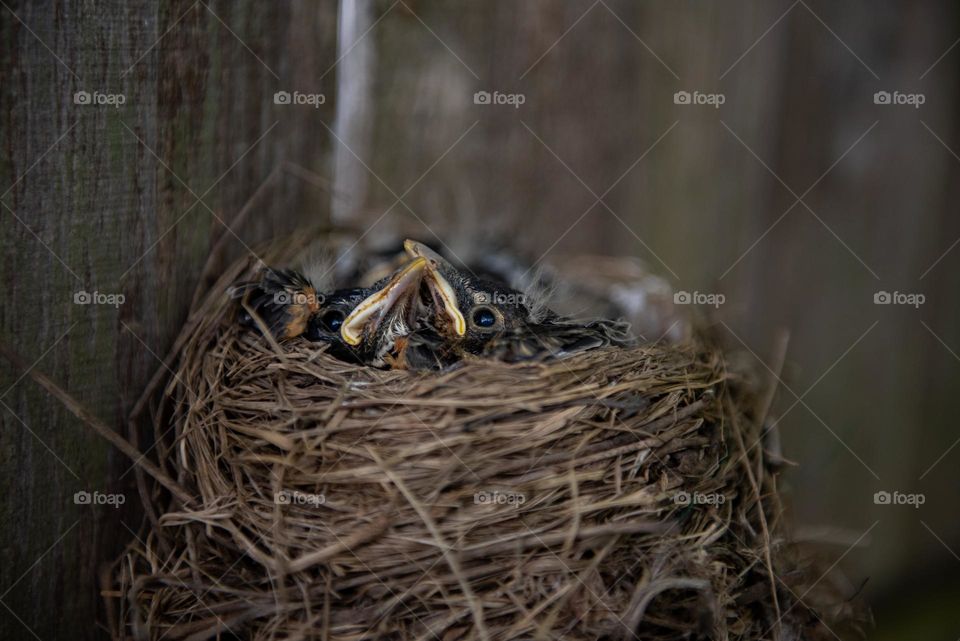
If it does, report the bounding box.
[105,243,857,641]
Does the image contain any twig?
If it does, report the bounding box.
[0,340,193,506]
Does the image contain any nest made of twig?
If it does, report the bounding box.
[105,240,863,641]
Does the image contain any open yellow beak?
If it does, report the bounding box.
[403,238,445,265]
[340,257,427,346]
[403,239,466,337]
[424,269,466,337]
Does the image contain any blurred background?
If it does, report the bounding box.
[1,1,958,639]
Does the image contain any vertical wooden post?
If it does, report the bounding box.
[0,2,337,638]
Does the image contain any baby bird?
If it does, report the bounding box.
[231,267,326,340]
[338,257,428,368]
[232,258,429,368]
[402,240,634,365]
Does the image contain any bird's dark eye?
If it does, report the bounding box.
[321,309,345,331]
[472,306,497,328]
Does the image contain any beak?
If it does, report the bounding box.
[423,268,466,337]
[341,257,427,346]
[404,240,466,338]
[404,238,446,265]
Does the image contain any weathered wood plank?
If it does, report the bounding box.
[0,2,337,638]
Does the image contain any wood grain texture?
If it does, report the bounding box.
[0,1,336,638]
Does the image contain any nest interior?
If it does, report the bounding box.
[107,246,858,641]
